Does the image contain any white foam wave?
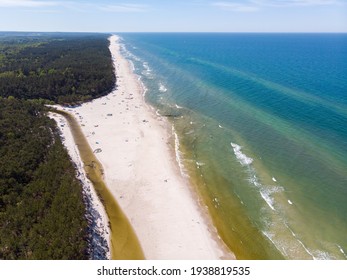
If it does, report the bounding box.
[129,60,135,72]
[122,45,141,63]
[231,142,280,211]
[143,62,151,71]
[262,230,289,258]
[230,142,294,214]
[312,250,334,260]
[158,82,167,92]
[142,62,154,78]
[262,186,284,211]
[337,245,347,258]
[228,140,337,260]
[230,142,253,166]
[175,104,183,109]
[172,126,188,178]
[138,78,147,97]
[260,191,275,211]
[185,129,194,135]
[284,222,317,259]
[121,46,141,63]
[263,224,315,260]
[248,174,260,187]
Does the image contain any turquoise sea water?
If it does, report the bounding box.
[118,33,347,259]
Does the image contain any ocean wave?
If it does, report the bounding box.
[260,186,284,211]
[262,230,289,258]
[196,161,205,167]
[260,191,275,211]
[137,77,147,97]
[248,174,260,187]
[142,62,154,79]
[119,42,142,66]
[185,129,195,135]
[230,142,253,166]
[337,245,347,258]
[311,250,335,260]
[158,82,168,93]
[120,45,141,78]
[230,142,288,212]
[172,126,188,178]
[230,141,313,259]
[129,60,135,72]
[231,142,278,211]
[175,104,183,109]
[123,48,141,63]
[143,62,151,72]
[263,222,318,259]
[283,222,317,259]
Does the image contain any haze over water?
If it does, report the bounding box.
[118,33,347,259]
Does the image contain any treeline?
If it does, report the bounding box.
[0,98,88,259]
[0,33,115,104]
[0,32,116,259]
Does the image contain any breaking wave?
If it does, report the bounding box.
[230,142,253,166]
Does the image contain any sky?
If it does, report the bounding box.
[0,0,346,33]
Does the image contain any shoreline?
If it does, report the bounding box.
[52,35,233,259]
[50,109,144,260]
[49,112,111,259]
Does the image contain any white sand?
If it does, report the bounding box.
[49,112,111,260]
[53,35,233,259]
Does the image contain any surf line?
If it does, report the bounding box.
[52,109,145,260]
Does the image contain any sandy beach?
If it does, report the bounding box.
[52,35,233,260]
[49,112,111,259]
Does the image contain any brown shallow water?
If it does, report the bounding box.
[53,109,144,260]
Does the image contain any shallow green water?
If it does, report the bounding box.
[118,33,347,259]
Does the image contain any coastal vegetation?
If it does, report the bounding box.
[0,32,116,259]
[0,33,115,104]
[0,98,88,259]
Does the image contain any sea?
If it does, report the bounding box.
[116,33,347,260]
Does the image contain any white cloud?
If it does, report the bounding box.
[0,1,150,13]
[212,0,344,12]
[212,2,259,12]
[252,0,343,7]
[99,3,149,13]
[0,0,58,7]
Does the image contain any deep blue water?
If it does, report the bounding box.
[118,33,347,259]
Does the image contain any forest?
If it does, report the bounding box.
[0,32,115,104]
[0,32,115,259]
[0,98,88,259]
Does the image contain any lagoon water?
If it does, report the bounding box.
[118,33,347,259]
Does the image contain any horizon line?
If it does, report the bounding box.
[1,30,347,34]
